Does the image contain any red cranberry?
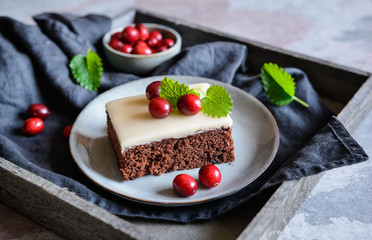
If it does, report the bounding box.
[122,26,140,43]
[150,30,163,41]
[146,81,161,100]
[199,164,221,188]
[120,44,133,54]
[163,38,175,48]
[135,23,150,41]
[177,94,202,116]
[147,36,160,48]
[157,45,168,52]
[173,174,197,197]
[22,117,44,136]
[27,103,50,120]
[150,47,158,54]
[134,41,152,55]
[108,39,124,51]
[63,125,72,139]
[111,32,122,40]
[148,97,171,119]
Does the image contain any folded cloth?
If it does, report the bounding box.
[0,13,368,223]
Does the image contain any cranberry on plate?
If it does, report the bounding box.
[198,164,222,188]
[173,174,198,197]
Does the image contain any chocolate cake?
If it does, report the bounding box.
[105,83,235,181]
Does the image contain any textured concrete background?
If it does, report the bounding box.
[0,0,371,239]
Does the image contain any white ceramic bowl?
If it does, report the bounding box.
[102,23,182,75]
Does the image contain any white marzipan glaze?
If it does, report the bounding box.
[105,83,233,149]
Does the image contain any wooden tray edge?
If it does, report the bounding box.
[0,157,152,240]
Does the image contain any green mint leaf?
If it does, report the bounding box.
[260,62,309,107]
[69,49,103,92]
[201,85,233,118]
[159,77,200,108]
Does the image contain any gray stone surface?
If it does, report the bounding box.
[279,106,372,240]
[0,0,371,239]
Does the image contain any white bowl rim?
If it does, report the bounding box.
[102,23,182,59]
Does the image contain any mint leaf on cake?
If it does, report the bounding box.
[201,85,233,118]
[260,62,309,107]
[69,49,103,91]
[159,77,200,108]
[158,77,233,118]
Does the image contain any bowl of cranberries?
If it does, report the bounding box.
[102,23,181,75]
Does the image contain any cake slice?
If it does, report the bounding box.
[105,83,235,181]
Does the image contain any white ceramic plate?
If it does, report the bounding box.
[69,76,279,206]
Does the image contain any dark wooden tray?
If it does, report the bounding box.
[1,8,371,240]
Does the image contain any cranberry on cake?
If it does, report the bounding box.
[105,79,235,181]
